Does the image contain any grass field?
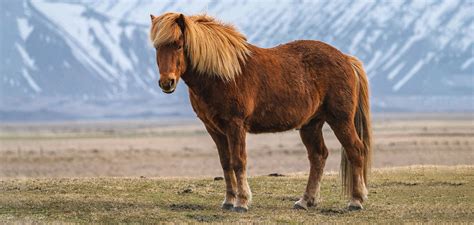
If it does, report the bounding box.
[1,166,472,223]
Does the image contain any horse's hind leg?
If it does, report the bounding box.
[294,119,328,210]
[327,119,368,210]
[205,126,238,210]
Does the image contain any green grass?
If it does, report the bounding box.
[0,166,472,223]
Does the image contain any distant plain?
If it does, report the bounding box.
[0,113,472,178]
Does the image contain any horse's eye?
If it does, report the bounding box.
[177,45,182,50]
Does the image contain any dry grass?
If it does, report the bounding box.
[1,166,473,223]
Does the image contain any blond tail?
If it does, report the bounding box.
[341,55,373,196]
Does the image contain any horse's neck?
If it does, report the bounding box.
[181,70,222,97]
[181,44,261,95]
[181,44,262,99]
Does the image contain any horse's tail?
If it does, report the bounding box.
[341,55,372,196]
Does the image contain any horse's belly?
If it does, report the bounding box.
[246,106,314,133]
[247,122,297,133]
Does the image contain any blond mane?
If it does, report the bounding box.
[150,13,251,81]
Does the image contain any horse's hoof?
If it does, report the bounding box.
[222,203,234,210]
[232,206,248,213]
[348,200,364,211]
[293,199,308,210]
[293,203,308,210]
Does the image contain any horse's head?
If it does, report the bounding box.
[150,12,251,91]
[150,14,187,94]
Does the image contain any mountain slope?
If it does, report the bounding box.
[1,0,473,120]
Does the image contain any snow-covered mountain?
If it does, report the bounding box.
[1,0,473,120]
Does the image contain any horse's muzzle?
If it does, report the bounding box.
[159,78,176,94]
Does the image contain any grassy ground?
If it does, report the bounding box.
[0,166,472,223]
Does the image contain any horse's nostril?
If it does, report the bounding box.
[170,79,175,87]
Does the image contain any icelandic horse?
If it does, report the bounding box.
[149,12,372,212]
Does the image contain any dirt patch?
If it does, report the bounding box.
[169,203,207,211]
[0,114,472,178]
[186,214,225,222]
[320,208,347,215]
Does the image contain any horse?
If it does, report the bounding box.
[149,12,372,213]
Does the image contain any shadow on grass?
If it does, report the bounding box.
[169,203,209,211]
[319,208,348,216]
[185,214,225,222]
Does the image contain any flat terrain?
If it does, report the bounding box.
[0,114,472,223]
[0,166,472,223]
[0,114,472,177]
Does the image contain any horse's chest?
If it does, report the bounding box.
[188,92,234,132]
[189,93,213,120]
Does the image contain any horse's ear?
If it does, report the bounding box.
[150,14,156,21]
[176,14,186,33]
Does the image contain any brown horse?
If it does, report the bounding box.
[149,12,372,212]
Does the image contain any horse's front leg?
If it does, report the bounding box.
[205,126,237,210]
[226,121,251,212]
